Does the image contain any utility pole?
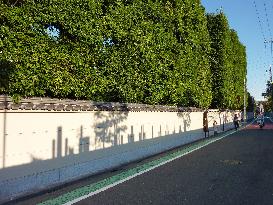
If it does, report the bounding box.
[269,65,272,83]
[244,78,247,122]
[264,37,273,113]
[264,65,273,113]
[270,65,273,112]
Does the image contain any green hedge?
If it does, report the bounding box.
[207,13,247,109]
[0,0,246,109]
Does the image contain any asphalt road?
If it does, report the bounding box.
[6,118,273,205]
[76,119,273,205]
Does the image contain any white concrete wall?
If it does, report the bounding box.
[0,109,245,202]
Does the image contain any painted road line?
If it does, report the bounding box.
[64,132,236,205]
[38,127,245,205]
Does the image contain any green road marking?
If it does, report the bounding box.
[38,128,240,205]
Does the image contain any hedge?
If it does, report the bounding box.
[0,0,247,109]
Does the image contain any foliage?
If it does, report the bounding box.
[206,13,247,109]
[0,0,246,109]
[246,91,255,112]
[264,81,273,112]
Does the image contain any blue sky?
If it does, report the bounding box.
[201,0,273,101]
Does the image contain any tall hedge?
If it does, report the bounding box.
[1,1,247,109]
[229,29,247,109]
[1,0,106,100]
[0,0,213,107]
[207,13,247,109]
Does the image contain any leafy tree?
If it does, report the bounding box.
[264,81,273,112]
[207,13,247,109]
[246,92,255,112]
[1,0,245,109]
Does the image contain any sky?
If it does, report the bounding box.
[201,0,273,101]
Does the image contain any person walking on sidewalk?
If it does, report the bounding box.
[213,120,218,135]
[233,114,239,130]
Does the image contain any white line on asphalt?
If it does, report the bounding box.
[64,130,237,205]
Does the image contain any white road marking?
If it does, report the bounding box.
[64,130,238,205]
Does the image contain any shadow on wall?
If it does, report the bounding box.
[0,104,130,188]
[207,111,222,126]
[51,125,91,159]
[1,60,15,169]
[51,126,69,159]
[26,125,92,164]
[177,111,191,132]
[1,95,7,169]
[1,103,130,170]
[94,105,129,149]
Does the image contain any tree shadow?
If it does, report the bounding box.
[207,110,219,123]
[93,103,129,149]
[206,110,222,132]
[177,110,192,132]
[1,95,8,168]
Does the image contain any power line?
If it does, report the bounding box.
[253,0,273,77]
[253,0,266,42]
[263,1,273,56]
[263,2,272,38]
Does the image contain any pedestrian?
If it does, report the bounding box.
[213,120,218,135]
[233,114,239,130]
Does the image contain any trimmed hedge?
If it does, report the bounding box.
[0,0,246,109]
[207,13,247,109]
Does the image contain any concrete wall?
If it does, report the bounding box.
[0,109,250,202]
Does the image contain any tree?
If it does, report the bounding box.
[1,0,213,108]
[1,1,249,110]
[246,92,255,112]
[207,13,247,109]
[264,81,273,112]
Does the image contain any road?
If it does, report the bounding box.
[6,118,273,205]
